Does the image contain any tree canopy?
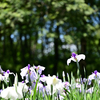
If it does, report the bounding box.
[0,0,100,79]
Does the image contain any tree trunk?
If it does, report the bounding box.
[53,26,59,75]
[80,37,86,78]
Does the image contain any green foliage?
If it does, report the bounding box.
[0,0,100,79]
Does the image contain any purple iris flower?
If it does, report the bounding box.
[67,52,85,65]
[41,74,45,77]
[88,70,100,85]
[28,64,30,70]
[72,53,77,59]
[35,65,45,75]
[0,66,4,75]
[94,70,97,76]
[0,89,3,93]
[20,64,31,80]
[22,81,25,83]
[30,70,38,82]
[6,70,10,74]
[86,87,94,94]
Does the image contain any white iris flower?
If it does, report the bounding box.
[67,52,85,65]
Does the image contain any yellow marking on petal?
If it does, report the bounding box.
[53,77,58,85]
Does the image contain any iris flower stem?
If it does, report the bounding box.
[76,60,81,79]
[76,60,80,70]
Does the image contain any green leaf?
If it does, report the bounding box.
[64,35,73,44]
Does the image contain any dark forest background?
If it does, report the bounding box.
[0,0,100,80]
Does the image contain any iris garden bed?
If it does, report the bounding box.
[0,53,99,100]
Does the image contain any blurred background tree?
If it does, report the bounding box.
[0,0,100,80]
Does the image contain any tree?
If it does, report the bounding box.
[0,0,99,79]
